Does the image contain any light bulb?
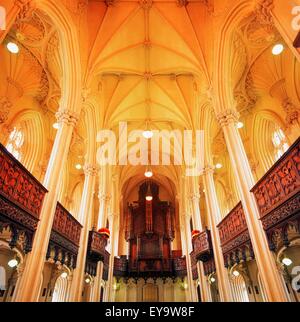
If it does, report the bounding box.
[282,257,292,266]
[272,44,284,56]
[143,130,153,139]
[233,270,240,277]
[210,277,216,283]
[75,164,82,170]
[215,163,223,169]
[8,259,18,268]
[236,122,244,129]
[7,42,19,54]
[272,44,284,55]
[53,123,59,130]
[61,272,68,279]
[144,170,153,178]
[85,277,91,284]
[146,196,153,201]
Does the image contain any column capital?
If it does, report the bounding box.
[254,0,274,27]
[83,164,99,177]
[189,193,200,201]
[55,109,80,127]
[203,165,215,175]
[98,192,111,202]
[216,109,240,127]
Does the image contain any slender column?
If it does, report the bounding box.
[14,110,78,302]
[68,164,97,302]
[203,166,233,302]
[188,192,211,302]
[97,193,110,229]
[91,261,104,302]
[181,213,197,302]
[196,261,211,302]
[216,110,289,302]
[64,275,72,302]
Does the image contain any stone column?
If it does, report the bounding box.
[203,166,233,302]
[179,212,197,302]
[189,193,211,302]
[90,261,104,302]
[216,109,289,302]
[14,110,78,302]
[68,164,98,302]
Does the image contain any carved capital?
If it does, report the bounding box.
[255,0,274,27]
[55,109,79,127]
[203,165,215,175]
[140,0,152,10]
[83,164,98,177]
[216,109,240,127]
[0,96,12,124]
[282,98,299,125]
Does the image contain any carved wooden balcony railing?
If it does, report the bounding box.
[87,230,108,262]
[85,249,110,280]
[0,143,47,253]
[251,137,300,252]
[217,202,254,268]
[112,254,187,278]
[47,202,82,269]
[192,229,213,262]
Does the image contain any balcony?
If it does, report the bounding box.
[0,143,47,252]
[87,230,108,262]
[217,202,254,267]
[251,137,300,251]
[47,202,82,268]
[192,229,213,262]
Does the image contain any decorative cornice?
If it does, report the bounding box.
[216,109,240,127]
[55,109,79,127]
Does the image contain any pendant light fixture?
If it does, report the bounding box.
[145,181,153,201]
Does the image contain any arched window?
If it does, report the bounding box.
[272,128,289,161]
[6,127,24,161]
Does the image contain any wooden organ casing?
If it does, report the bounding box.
[125,182,175,276]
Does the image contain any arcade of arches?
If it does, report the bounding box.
[0,0,299,303]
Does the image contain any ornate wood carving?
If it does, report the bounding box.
[47,203,82,269]
[192,229,213,262]
[124,182,176,277]
[0,143,47,253]
[217,202,254,268]
[251,137,300,251]
[0,143,47,219]
[114,256,128,277]
[173,256,187,278]
[87,230,108,261]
